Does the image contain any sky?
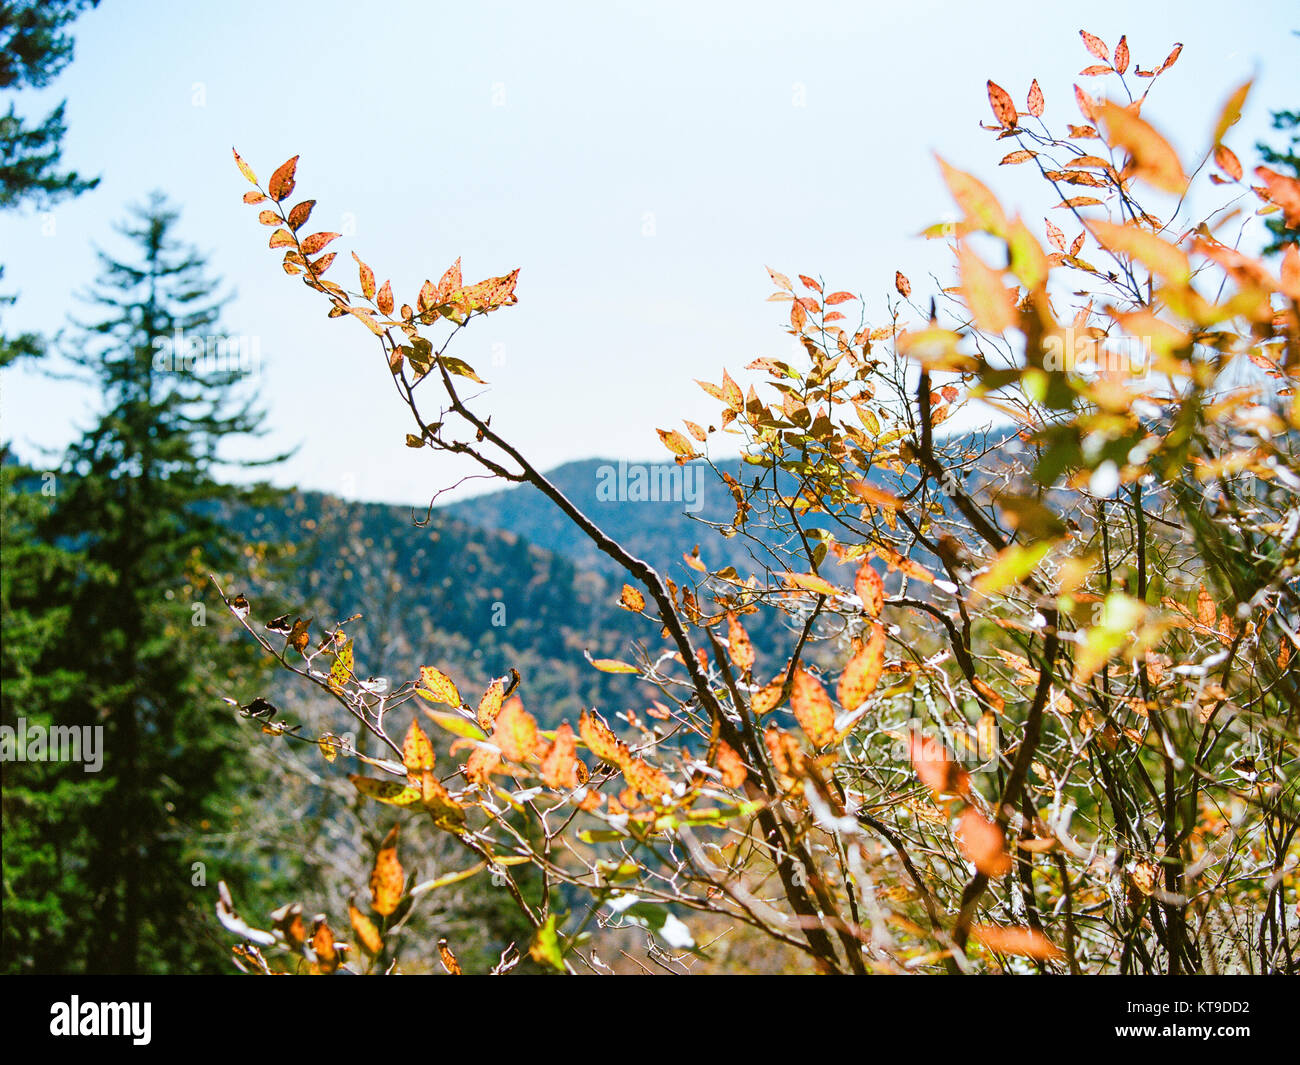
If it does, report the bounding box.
[1,0,1296,506]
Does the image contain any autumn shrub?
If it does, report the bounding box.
[215,31,1299,975]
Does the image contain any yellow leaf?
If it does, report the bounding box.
[349,775,423,807]
[402,719,436,774]
[936,155,1008,236]
[416,666,461,708]
[327,637,353,693]
[232,147,258,185]
[589,657,640,674]
[782,571,839,596]
[477,678,506,731]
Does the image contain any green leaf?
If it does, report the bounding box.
[529,914,566,972]
[421,708,487,741]
[349,774,422,806]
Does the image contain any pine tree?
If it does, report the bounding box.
[0,0,100,366]
[2,194,285,973]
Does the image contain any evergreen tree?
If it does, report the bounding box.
[2,194,284,973]
[1255,32,1299,256]
[0,0,100,366]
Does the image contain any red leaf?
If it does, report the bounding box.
[1114,35,1130,75]
[1079,30,1109,62]
[1026,79,1045,118]
[986,80,1018,128]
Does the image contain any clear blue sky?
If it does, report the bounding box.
[1,0,1296,505]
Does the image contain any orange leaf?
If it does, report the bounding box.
[791,667,835,747]
[438,938,462,975]
[352,252,376,300]
[957,807,1013,876]
[287,199,315,231]
[1079,30,1109,62]
[657,428,697,460]
[492,695,538,762]
[580,709,628,766]
[1026,79,1045,118]
[349,899,384,956]
[895,270,912,297]
[540,722,578,789]
[1196,584,1216,627]
[310,916,340,974]
[908,732,969,797]
[623,756,670,802]
[1073,84,1098,121]
[1088,219,1190,284]
[766,266,793,292]
[855,562,884,617]
[1044,218,1066,251]
[268,155,299,202]
[300,231,339,256]
[986,80,1018,128]
[713,738,747,788]
[969,924,1063,960]
[838,622,885,711]
[619,584,645,612]
[1214,144,1242,182]
[369,824,404,916]
[1097,101,1186,194]
[1255,166,1300,228]
[726,612,756,672]
[1114,35,1129,75]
